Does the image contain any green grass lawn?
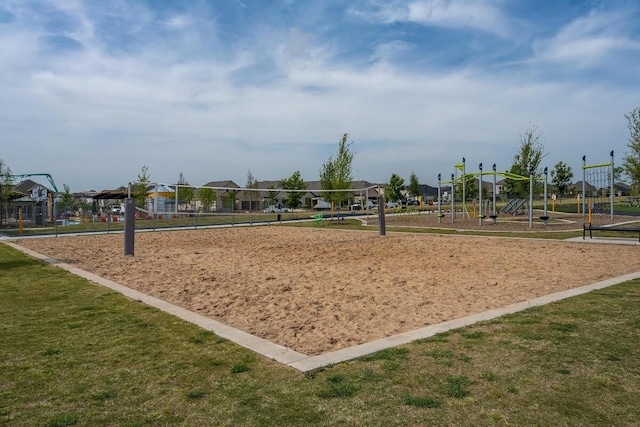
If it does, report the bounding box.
[1,243,639,426]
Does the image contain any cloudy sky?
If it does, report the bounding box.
[1,0,639,192]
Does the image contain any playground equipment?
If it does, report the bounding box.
[541,167,549,225]
[582,151,614,221]
[10,173,59,193]
[1,173,59,233]
[438,160,545,229]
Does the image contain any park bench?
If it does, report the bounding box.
[583,223,640,242]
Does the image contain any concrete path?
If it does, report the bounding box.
[3,239,640,372]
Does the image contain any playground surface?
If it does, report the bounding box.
[16,226,640,356]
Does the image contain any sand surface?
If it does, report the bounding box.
[16,225,640,355]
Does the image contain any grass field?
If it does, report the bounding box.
[1,242,639,426]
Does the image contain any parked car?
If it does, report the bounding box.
[350,203,362,211]
[385,201,399,209]
[263,204,289,213]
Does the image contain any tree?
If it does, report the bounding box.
[222,190,236,211]
[320,133,355,208]
[0,159,14,226]
[134,165,150,209]
[408,171,420,200]
[57,184,77,214]
[245,170,260,211]
[266,186,278,208]
[280,171,307,210]
[504,124,547,197]
[460,174,477,201]
[197,187,216,212]
[613,166,625,183]
[622,107,640,195]
[386,174,404,202]
[551,161,573,202]
[176,172,194,210]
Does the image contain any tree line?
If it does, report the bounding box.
[2,107,640,213]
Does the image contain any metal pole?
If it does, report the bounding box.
[437,174,442,224]
[451,173,455,223]
[529,169,534,229]
[610,150,614,220]
[492,164,497,220]
[453,167,457,221]
[54,198,58,237]
[378,193,386,236]
[582,155,586,218]
[175,184,179,217]
[478,163,483,225]
[124,197,135,256]
[462,157,466,219]
[543,167,548,225]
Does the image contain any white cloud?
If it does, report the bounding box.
[0,1,637,191]
[164,14,191,30]
[533,9,640,67]
[350,0,513,37]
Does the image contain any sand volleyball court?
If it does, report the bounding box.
[17,226,640,355]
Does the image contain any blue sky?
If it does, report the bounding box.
[1,0,639,191]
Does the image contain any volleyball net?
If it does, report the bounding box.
[124,182,381,230]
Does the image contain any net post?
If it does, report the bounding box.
[377,193,386,236]
[528,169,533,229]
[124,196,135,256]
[582,156,586,219]
[610,150,614,220]
[478,163,483,225]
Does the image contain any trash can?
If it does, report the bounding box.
[35,213,44,226]
[277,214,281,222]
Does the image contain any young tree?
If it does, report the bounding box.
[134,165,150,209]
[622,107,640,195]
[320,133,355,208]
[1,159,14,225]
[408,171,420,200]
[245,170,259,211]
[265,185,279,208]
[551,161,574,202]
[57,184,77,214]
[223,190,236,211]
[460,174,477,201]
[280,171,307,210]
[504,124,547,197]
[197,187,216,212]
[386,174,405,202]
[176,172,194,210]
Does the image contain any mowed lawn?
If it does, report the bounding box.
[1,243,639,426]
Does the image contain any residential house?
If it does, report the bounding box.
[10,179,54,224]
